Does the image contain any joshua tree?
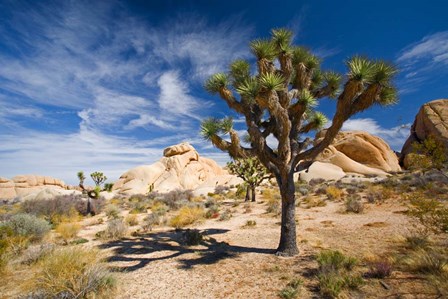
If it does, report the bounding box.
[77,171,86,189]
[201,28,397,256]
[227,157,272,202]
[90,171,107,187]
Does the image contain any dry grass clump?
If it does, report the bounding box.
[404,248,448,276]
[301,196,327,209]
[278,278,303,299]
[97,219,128,240]
[150,201,169,216]
[326,186,344,201]
[125,214,139,226]
[104,204,121,220]
[345,195,364,213]
[141,213,160,232]
[262,188,281,215]
[218,208,233,221]
[25,246,116,298]
[316,249,363,298]
[56,222,81,244]
[169,206,205,228]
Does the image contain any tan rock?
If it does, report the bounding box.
[163,142,196,157]
[401,99,448,167]
[0,177,17,199]
[316,145,389,176]
[0,174,67,200]
[314,130,400,175]
[295,162,346,182]
[113,142,229,195]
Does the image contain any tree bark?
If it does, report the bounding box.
[245,185,251,202]
[251,185,256,202]
[276,173,299,256]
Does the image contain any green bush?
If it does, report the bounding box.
[3,213,51,242]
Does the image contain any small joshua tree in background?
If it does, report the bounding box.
[77,171,86,189]
[90,172,107,187]
[227,157,272,202]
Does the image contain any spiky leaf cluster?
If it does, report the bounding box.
[200,117,234,140]
[90,171,107,187]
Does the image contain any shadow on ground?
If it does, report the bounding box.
[99,228,273,272]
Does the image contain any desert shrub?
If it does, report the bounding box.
[316,250,363,298]
[105,204,121,220]
[345,195,364,213]
[367,260,393,278]
[301,196,326,209]
[21,243,55,265]
[56,222,81,244]
[214,185,230,195]
[141,213,160,231]
[169,206,204,228]
[406,249,447,275]
[28,246,116,298]
[218,208,232,221]
[205,205,220,219]
[326,186,344,200]
[151,201,169,216]
[21,195,82,224]
[125,214,139,226]
[182,229,204,246]
[97,219,128,240]
[129,201,147,214]
[278,278,302,299]
[244,220,257,228]
[309,178,325,187]
[2,213,51,242]
[406,192,448,234]
[404,227,430,249]
[317,250,358,272]
[265,197,281,215]
[158,189,194,210]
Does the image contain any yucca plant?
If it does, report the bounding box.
[201,28,398,256]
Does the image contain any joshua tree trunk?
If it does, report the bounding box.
[251,185,256,202]
[245,185,251,202]
[276,172,298,256]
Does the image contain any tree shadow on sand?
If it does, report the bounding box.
[98,228,273,272]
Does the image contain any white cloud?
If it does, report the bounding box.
[396,31,448,93]
[397,31,448,64]
[341,118,410,150]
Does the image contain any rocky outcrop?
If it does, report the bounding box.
[401,99,448,167]
[295,162,346,182]
[113,142,230,195]
[0,175,67,200]
[315,130,401,175]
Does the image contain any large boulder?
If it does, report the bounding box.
[0,175,67,200]
[295,162,346,182]
[315,130,401,175]
[113,142,230,195]
[401,99,448,167]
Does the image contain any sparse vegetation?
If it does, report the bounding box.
[169,206,204,228]
[27,247,116,298]
[97,219,128,240]
[278,278,302,299]
[345,195,364,213]
[326,186,344,201]
[125,214,139,226]
[182,229,204,246]
[56,222,81,244]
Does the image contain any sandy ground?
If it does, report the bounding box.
[71,194,442,299]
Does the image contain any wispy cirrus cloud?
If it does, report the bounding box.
[0,1,253,180]
[396,31,448,94]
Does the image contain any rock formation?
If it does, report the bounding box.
[113,142,235,195]
[401,99,448,167]
[313,130,401,176]
[0,175,67,200]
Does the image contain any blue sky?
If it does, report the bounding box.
[0,0,447,185]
